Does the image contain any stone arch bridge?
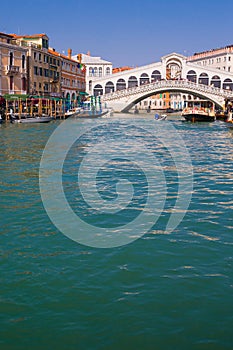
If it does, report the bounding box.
[87,53,233,112]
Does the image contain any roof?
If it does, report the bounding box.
[0,32,13,38]
[72,53,112,65]
[48,48,82,64]
[11,33,49,39]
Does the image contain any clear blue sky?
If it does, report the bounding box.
[1,0,233,68]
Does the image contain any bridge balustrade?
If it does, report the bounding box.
[101,79,233,101]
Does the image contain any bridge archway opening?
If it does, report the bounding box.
[105,81,115,94]
[121,87,223,113]
[140,73,150,85]
[128,76,138,88]
[166,58,182,79]
[187,70,197,83]
[223,78,233,91]
[210,75,221,88]
[198,73,209,85]
[93,84,103,96]
[151,70,161,82]
[116,79,126,91]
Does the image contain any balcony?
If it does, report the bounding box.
[6,65,20,75]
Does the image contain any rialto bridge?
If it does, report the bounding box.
[87,53,233,112]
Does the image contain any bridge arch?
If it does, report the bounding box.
[187,70,197,83]
[223,78,233,91]
[210,75,221,88]
[128,76,138,88]
[140,73,150,85]
[151,70,161,82]
[198,73,209,85]
[116,79,126,91]
[105,81,114,94]
[93,84,103,96]
[121,87,223,112]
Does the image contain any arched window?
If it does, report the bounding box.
[9,52,13,66]
[198,73,209,85]
[66,93,70,101]
[89,80,92,91]
[128,76,138,88]
[187,70,197,83]
[106,67,110,75]
[93,84,103,96]
[99,67,102,77]
[22,55,25,69]
[94,67,97,77]
[210,75,221,88]
[140,73,149,85]
[223,78,233,91]
[89,67,93,76]
[105,81,115,94]
[116,79,126,91]
[22,77,26,91]
[151,70,161,82]
[71,93,76,101]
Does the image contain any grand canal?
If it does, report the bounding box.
[1,114,233,349]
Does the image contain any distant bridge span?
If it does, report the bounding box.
[87,52,233,112]
[101,79,233,112]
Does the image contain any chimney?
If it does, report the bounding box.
[68,48,72,59]
[87,51,90,56]
[77,54,82,63]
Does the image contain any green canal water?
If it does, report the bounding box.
[0,114,233,349]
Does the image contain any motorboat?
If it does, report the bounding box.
[64,107,82,118]
[10,114,53,123]
[154,113,167,120]
[182,100,216,122]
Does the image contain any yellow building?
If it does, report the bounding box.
[12,33,62,97]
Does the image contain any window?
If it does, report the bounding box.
[22,77,26,91]
[34,52,37,60]
[34,66,38,75]
[9,52,13,66]
[42,38,48,49]
[22,55,25,69]
[106,67,110,75]
[10,76,13,90]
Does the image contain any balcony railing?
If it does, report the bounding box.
[6,65,20,74]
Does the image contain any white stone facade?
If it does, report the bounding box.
[188,46,233,73]
[71,52,112,93]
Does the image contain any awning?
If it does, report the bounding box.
[79,91,89,96]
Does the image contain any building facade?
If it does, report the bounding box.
[59,48,85,107]
[12,34,62,97]
[0,32,27,96]
[72,52,112,93]
[188,45,233,73]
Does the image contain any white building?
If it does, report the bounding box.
[188,45,233,73]
[72,52,112,93]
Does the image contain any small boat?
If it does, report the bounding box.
[76,108,111,118]
[72,101,112,119]
[182,100,216,122]
[154,113,167,120]
[10,114,53,123]
[64,107,82,118]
